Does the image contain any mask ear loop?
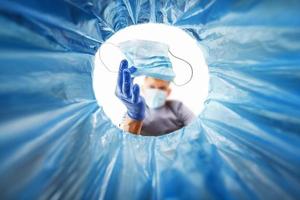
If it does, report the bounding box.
[168,49,194,86]
[98,42,121,73]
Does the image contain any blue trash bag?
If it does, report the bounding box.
[0,0,300,199]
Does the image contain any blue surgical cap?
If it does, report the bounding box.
[118,40,176,81]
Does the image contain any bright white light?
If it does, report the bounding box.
[93,23,209,126]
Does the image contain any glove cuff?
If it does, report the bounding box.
[127,111,145,121]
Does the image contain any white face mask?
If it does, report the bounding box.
[144,88,167,109]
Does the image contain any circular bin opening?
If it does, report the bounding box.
[93,23,209,135]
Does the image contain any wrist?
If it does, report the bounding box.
[123,115,143,134]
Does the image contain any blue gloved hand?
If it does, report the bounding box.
[115,60,146,121]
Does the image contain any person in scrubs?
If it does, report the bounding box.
[116,60,195,136]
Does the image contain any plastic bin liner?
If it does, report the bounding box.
[0,0,300,199]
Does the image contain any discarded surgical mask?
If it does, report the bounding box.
[99,39,193,86]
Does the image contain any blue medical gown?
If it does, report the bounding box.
[0,0,300,199]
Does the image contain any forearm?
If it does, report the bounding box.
[122,115,143,135]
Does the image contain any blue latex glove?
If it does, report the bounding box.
[115,60,146,121]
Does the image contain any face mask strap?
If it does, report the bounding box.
[98,42,120,73]
[168,48,194,87]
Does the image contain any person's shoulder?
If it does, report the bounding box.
[165,99,184,110]
[166,100,196,123]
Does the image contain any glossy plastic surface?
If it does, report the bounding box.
[0,0,300,199]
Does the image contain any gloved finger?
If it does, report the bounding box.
[117,60,128,92]
[132,83,140,103]
[128,66,137,93]
[122,69,132,98]
[128,66,137,74]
